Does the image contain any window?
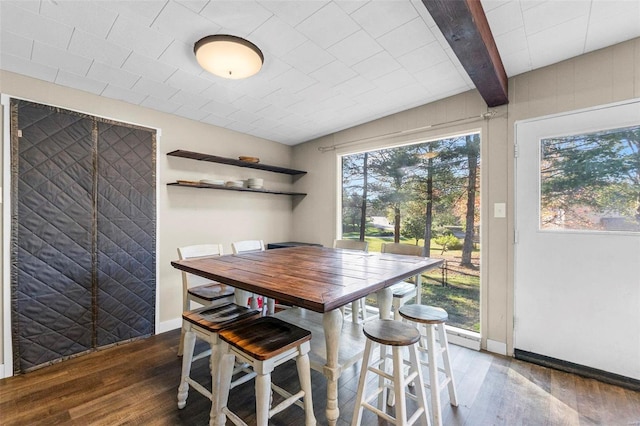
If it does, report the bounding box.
[540,125,640,232]
[341,132,480,332]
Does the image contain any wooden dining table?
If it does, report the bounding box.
[171,245,443,425]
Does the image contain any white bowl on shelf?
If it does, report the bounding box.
[200,179,224,186]
[225,180,244,188]
[247,178,263,187]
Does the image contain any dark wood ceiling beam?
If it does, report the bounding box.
[422,0,508,106]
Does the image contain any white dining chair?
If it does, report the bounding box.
[380,242,424,319]
[231,239,265,253]
[348,242,425,323]
[333,239,369,251]
[231,240,274,314]
[333,239,369,323]
[177,244,235,355]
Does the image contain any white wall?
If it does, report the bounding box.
[0,70,298,373]
[291,37,640,355]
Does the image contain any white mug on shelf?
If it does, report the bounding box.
[247,178,263,189]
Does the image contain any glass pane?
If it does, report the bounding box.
[340,133,480,332]
[540,125,640,232]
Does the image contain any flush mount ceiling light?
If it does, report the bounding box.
[194,35,264,79]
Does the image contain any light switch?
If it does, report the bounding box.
[494,202,506,218]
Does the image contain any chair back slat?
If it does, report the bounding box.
[381,242,423,257]
[178,244,224,287]
[333,239,368,251]
[232,240,265,254]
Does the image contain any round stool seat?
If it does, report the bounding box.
[399,304,448,324]
[363,319,420,346]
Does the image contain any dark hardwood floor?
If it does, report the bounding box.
[1,329,638,425]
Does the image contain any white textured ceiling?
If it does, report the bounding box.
[1,0,638,145]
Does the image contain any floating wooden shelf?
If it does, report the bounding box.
[167,150,307,176]
[167,181,306,196]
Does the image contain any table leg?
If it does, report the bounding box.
[376,287,393,408]
[322,308,343,426]
[376,287,392,320]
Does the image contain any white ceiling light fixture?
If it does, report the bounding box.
[194,35,264,79]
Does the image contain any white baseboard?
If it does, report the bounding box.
[486,339,507,355]
[446,326,481,351]
[157,318,181,334]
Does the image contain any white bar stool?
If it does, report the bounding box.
[399,304,458,426]
[217,316,316,426]
[352,319,430,426]
[177,303,261,426]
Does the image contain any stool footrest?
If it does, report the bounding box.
[222,407,247,426]
[269,389,306,417]
[405,369,419,385]
[271,383,305,411]
[417,358,448,372]
[438,377,453,393]
[371,360,419,388]
[365,386,386,403]
[185,377,212,401]
[405,389,421,403]
[368,366,394,382]
[406,408,427,426]
[192,348,212,363]
[362,402,396,424]
[418,345,446,357]
[230,370,256,389]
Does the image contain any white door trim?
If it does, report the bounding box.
[1,94,13,378]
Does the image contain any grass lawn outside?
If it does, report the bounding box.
[343,232,480,332]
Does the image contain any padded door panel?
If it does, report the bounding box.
[13,102,93,372]
[95,122,155,346]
